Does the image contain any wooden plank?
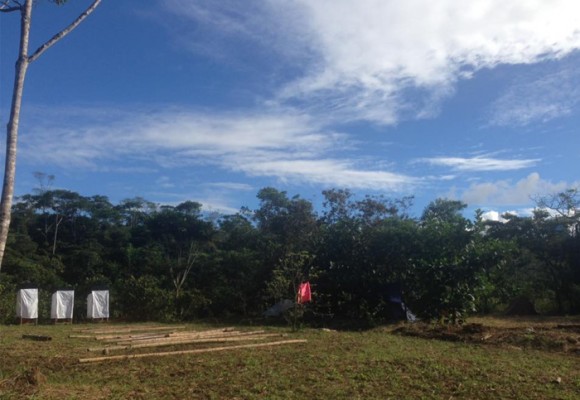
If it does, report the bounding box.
[87,333,287,353]
[101,328,240,344]
[95,332,174,341]
[72,331,177,340]
[111,329,260,346]
[79,339,308,363]
[75,327,240,342]
[163,328,238,338]
[74,325,187,335]
[74,327,142,334]
[166,329,264,339]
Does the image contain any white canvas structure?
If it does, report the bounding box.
[51,290,74,320]
[16,288,38,319]
[87,290,109,319]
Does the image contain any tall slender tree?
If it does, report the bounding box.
[0,0,102,271]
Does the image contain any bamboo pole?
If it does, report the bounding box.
[79,339,308,363]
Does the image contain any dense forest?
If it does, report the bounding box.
[1,178,579,325]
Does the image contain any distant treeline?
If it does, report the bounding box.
[0,184,579,324]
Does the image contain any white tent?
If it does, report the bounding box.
[87,290,109,320]
[51,290,74,321]
[16,288,38,322]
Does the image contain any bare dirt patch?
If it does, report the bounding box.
[392,320,580,354]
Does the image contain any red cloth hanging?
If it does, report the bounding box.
[297,282,312,304]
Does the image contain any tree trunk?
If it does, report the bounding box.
[52,214,63,256]
[0,0,102,272]
[0,1,32,271]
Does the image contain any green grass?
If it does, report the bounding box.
[0,319,579,399]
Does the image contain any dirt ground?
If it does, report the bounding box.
[392,317,580,354]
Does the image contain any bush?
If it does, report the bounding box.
[0,279,16,324]
[116,275,173,321]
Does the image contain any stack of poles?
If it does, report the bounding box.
[76,327,307,363]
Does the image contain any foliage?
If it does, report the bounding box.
[2,182,580,324]
[265,251,316,330]
[116,275,173,321]
[0,278,16,323]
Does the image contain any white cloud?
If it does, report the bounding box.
[19,107,417,192]
[290,0,580,122]
[480,210,507,223]
[156,1,580,125]
[418,156,540,171]
[460,172,573,206]
[144,189,241,215]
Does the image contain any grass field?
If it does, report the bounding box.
[0,317,579,399]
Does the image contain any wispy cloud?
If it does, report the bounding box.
[417,156,540,171]
[204,182,254,191]
[19,106,417,192]
[158,0,313,64]
[236,156,417,190]
[487,60,580,127]
[155,176,175,189]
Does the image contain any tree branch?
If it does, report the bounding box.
[28,0,102,63]
[0,0,21,13]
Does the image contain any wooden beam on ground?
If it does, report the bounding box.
[22,334,52,341]
[166,327,237,337]
[79,339,308,363]
[111,329,261,346]
[74,325,187,335]
[100,328,239,344]
[87,333,287,353]
[95,332,175,341]
[73,326,153,333]
[70,326,191,339]
[164,329,264,340]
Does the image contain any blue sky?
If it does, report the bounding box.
[1,0,579,218]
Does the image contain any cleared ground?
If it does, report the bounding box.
[0,317,579,399]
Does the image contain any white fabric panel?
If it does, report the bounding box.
[87,290,109,319]
[16,289,38,319]
[51,290,74,319]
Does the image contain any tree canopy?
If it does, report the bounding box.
[1,183,579,324]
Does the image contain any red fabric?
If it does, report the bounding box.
[297,282,312,304]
